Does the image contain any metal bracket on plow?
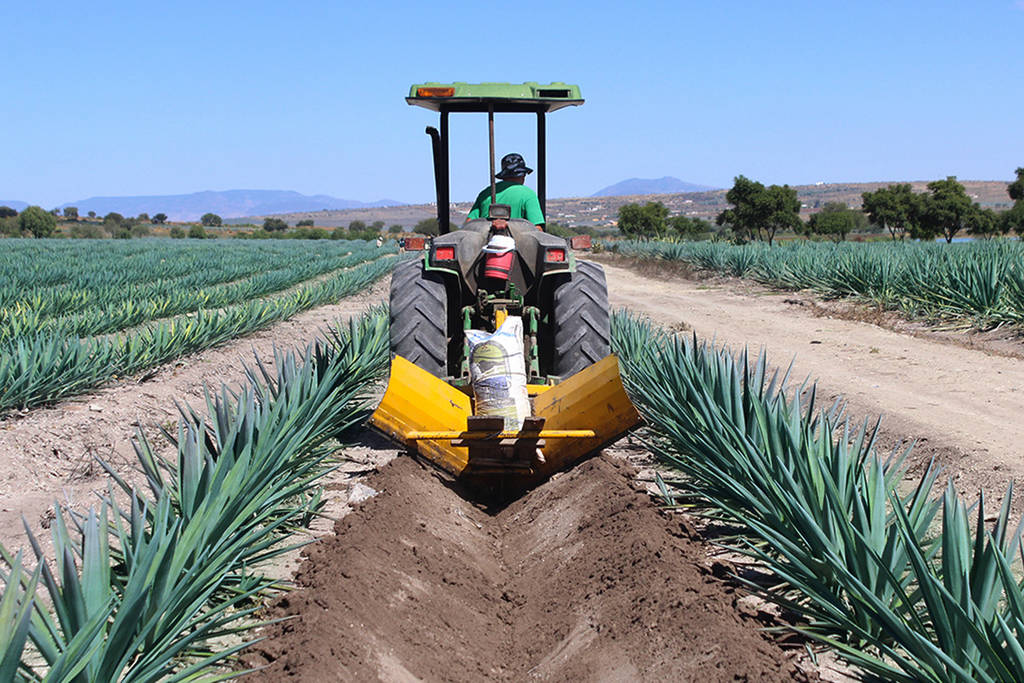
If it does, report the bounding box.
[405,416,597,476]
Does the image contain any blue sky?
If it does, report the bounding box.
[2,0,1022,208]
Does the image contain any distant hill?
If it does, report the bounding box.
[56,190,403,222]
[592,177,716,197]
[0,200,28,211]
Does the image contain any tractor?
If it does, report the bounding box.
[370,82,639,486]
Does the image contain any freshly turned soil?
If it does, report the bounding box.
[242,455,809,681]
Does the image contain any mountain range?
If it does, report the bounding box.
[48,190,404,222]
[0,200,28,211]
[592,177,717,197]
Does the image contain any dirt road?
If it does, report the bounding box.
[599,259,1024,507]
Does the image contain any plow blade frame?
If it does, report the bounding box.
[369,355,640,482]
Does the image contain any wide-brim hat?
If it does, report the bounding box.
[495,153,533,179]
[481,234,516,254]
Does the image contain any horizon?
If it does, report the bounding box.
[3,0,1022,208]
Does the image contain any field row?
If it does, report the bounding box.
[609,239,1024,328]
[0,239,400,413]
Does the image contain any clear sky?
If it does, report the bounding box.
[2,0,1022,208]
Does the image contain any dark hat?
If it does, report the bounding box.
[495,153,533,179]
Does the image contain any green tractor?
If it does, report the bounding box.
[391,81,610,385]
[371,83,638,484]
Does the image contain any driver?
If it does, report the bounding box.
[467,153,545,230]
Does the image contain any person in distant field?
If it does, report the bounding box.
[467,153,545,230]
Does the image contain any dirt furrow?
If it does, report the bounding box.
[243,455,809,681]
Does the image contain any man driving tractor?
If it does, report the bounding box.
[467,153,545,229]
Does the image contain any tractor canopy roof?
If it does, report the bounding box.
[407,82,583,113]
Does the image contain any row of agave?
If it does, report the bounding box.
[0,247,393,343]
[0,256,398,413]
[0,308,390,681]
[612,311,1024,681]
[609,240,1024,329]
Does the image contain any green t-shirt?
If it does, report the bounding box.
[467,181,545,225]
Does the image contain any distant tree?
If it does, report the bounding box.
[19,206,57,238]
[716,175,799,246]
[805,203,866,242]
[263,217,288,232]
[0,206,17,219]
[0,216,22,236]
[87,210,96,219]
[1008,167,1024,202]
[388,224,403,234]
[861,184,917,241]
[188,224,207,239]
[152,212,167,224]
[1000,202,1024,236]
[413,218,439,236]
[296,218,314,227]
[921,176,973,243]
[169,226,186,238]
[964,205,999,238]
[348,220,367,233]
[669,215,712,240]
[103,212,125,226]
[201,212,222,227]
[63,207,79,221]
[370,220,386,233]
[617,201,670,239]
[68,223,104,238]
[130,223,151,238]
[137,212,150,223]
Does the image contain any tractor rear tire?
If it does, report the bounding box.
[389,260,448,377]
[551,260,611,378]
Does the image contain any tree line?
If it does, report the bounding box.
[616,168,1024,245]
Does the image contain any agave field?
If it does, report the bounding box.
[0,239,399,413]
[608,240,1024,329]
[2,247,1023,679]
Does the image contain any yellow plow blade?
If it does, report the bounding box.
[369,354,640,481]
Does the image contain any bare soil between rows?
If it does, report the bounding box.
[242,455,811,682]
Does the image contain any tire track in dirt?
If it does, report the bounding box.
[243,455,810,681]
[598,260,1024,512]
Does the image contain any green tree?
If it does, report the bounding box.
[130,223,151,238]
[1008,167,1024,202]
[19,206,57,238]
[388,224,403,234]
[716,176,800,246]
[413,218,439,236]
[63,207,79,221]
[296,219,314,227]
[1000,202,1024,236]
[348,220,367,232]
[169,226,186,238]
[617,201,670,239]
[861,184,917,241]
[370,220,386,233]
[152,213,167,224]
[188,224,207,239]
[263,217,288,232]
[669,215,712,240]
[87,210,97,219]
[201,212,222,227]
[921,176,973,243]
[136,212,150,223]
[103,212,125,226]
[0,206,17,219]
[805,203,865,242]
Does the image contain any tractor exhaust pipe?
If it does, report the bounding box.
[425,125,449,235]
